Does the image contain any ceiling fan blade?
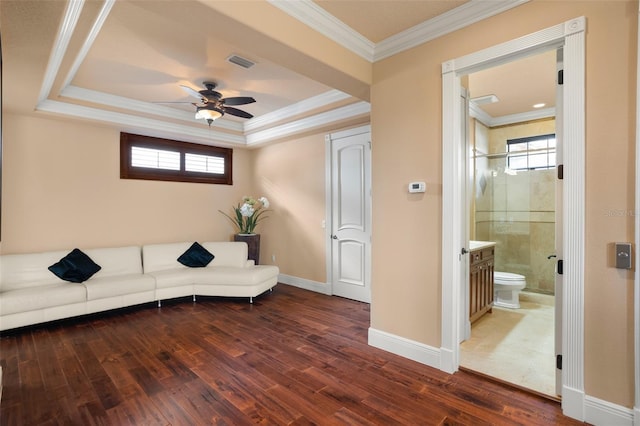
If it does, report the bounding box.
[221,96,256,106]
[223,106,253,119]
[180,85,204,100]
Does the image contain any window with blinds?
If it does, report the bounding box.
[120,132,232,185]
[507,134,556,171]
[131,147,181,171]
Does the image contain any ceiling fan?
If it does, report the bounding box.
[179,81,255,126]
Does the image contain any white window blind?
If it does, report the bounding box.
[131,147,180,170]
[185,153,225,174]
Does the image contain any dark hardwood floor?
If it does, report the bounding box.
[0,284,585,425]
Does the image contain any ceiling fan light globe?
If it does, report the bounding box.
[195,106,224,121]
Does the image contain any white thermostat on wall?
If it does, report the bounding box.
[408,181,426,193]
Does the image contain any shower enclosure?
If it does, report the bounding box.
[471,119,556,295]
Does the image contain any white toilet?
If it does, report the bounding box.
[494,271,526,309]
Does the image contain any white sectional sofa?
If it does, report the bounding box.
[0,242,279,332]
[142,241,279,305]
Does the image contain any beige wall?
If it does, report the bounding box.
[2,112,335,278]
[1,114,253,253]
[371,0,636,407]
[252,133,328,284]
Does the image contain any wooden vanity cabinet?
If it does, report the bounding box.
[469,246,494,323]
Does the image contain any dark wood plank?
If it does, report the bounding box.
[0,284,586,425]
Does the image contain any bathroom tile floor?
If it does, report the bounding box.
[460,291,557,398]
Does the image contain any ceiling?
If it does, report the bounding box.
[1,0,550,148]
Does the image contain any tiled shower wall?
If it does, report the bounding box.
[473,118,556,294]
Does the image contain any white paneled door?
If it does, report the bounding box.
[327,126,372,303]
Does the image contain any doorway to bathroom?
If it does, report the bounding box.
[459,49,560,398]
[442,17,586,417]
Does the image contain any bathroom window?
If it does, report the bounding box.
[507,134,556,170]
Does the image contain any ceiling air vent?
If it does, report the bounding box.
[227,54,255,69]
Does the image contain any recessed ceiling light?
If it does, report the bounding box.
[533,103,546,108]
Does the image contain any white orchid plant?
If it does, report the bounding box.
[219,196,271,234]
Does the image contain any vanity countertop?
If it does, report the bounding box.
[469,240,496,251]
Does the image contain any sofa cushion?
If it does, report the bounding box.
[148,269,197,289]
[201,242,248,268]
[192,265,279,286]
[143,241,248,273]
[48,249,102,283]
[0,283,87,315]
[1,246,144,292]
[1,250,80,291]
[84,273,156,301]
[177,242,214,268]
[83,246,144,277]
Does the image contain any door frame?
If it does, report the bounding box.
[325,125,372,299]
[634,2,640,421]
[441,17,586,420]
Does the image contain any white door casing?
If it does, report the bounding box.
[326,125,372,303]
[555,48,565,397]
[634,2,640,422]
[441,17,586,420]
[461,87,472,343]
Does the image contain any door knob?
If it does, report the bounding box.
[331,235,338,240]
[461,248,469,255]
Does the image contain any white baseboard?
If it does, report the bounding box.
[584,395,634,426]
[562,385,585,421]
[278,274,332,295]
[439,347,456,374]
[368,327,440,369]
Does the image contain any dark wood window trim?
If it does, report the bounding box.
[120,132,233,185]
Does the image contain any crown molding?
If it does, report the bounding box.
[375,0,529,61]
[490,107,555,127]
[61,0,115,88]
[245,101,370,146]
[267,0,375,62]
[243,89,352,132]
[37,99,246,146]
[61,85,244,132]
[270,0,529,63]
[470,100,555,127]
[38,0,85,103]
[62,85,361,137]
[44,89,371,147]
[468,100,493,127]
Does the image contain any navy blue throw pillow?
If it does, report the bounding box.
[177,242,214,267]
[48,248,102,283]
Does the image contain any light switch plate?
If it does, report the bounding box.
[615,242,632,269]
